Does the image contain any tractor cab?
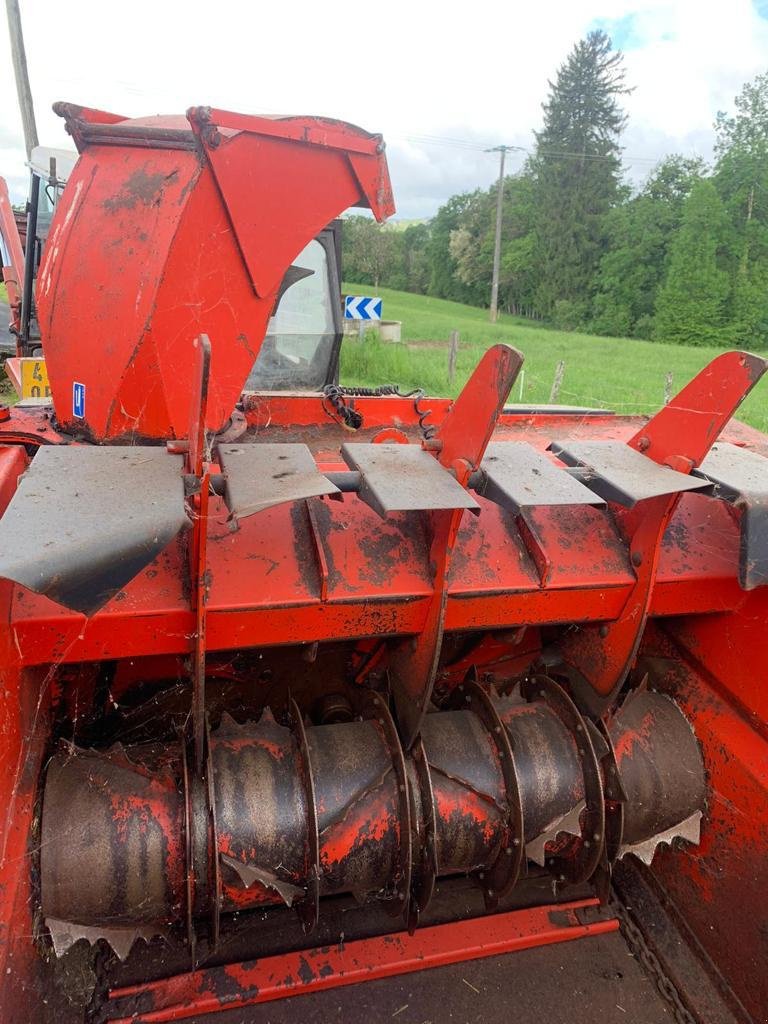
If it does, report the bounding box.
[12,146,74,356]
[246,223,343,391]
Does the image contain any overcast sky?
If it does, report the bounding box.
[1,0,766,218]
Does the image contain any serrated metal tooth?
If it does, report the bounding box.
[46,918,164,960]
[215,710,246,737]
[526,800,585,867]
[619,809,703,866]
[220,853,304,907]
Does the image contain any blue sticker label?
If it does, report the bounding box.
[73,381,86,419]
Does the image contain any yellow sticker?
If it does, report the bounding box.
[19,358,52,401]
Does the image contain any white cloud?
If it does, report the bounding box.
[0,0,765,214]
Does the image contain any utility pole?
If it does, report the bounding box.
[486,145,511,324]
[5,0,38,159]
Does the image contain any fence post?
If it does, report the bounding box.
[549,360,565,403]
[664,371,673,405]
[448,330,459,385]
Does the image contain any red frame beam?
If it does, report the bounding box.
[107,899,617,1022]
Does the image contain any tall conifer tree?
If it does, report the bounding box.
[654,180,730,346]
[532,31,629,322]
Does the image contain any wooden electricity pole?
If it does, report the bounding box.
[5,0,38,159]
[486,145,511,324]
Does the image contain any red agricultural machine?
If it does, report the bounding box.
[0,103,766,1024]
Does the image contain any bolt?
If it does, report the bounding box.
[632,551,643,568]
[599,624,609,638]
[637,436,650,452]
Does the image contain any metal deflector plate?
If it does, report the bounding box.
[550,440,709,507]
[220,443,339,519]
[696,441,768,589]
[341,443,479,517]
[479,442,605,514]
[0,446,188,614]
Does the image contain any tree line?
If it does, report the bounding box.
[343,31,768,348]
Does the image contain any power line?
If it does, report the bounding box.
[392,131,671,166]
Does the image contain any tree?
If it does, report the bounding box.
[531,30,630,323]
[427,192,482,301]
[714,73,768,346]
[654,180,730,346]
[400,222,431,294]
[341,216,401,289]
[592,155,704,338]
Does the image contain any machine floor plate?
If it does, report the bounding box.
[191,930,675,1024]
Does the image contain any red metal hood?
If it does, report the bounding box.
[36,103,395,441]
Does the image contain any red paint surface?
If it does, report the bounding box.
[106,900,617,1022]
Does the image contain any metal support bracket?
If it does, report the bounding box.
[551,351,768,716]
[695,441,768,589]
[388,344,524,748]
[186,335,212,769]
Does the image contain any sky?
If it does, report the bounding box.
[0,0,766,219]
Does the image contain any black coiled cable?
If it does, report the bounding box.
[322,384,435,438]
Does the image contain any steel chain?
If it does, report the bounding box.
[612,898,698,1024]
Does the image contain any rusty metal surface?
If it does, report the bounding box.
[0,445,188,614]
[104,900,619,1023]
[550,440,709,507]
[479,441,605,514]
[211,712,309,912]
[219,443,339,519]
[607,689,705,859]
[341,443,479,516]
[39,682,705,951]
[696,441,768,589]
[148,928,678,1024]
[40,742,186,958]
[613,858,749,1024]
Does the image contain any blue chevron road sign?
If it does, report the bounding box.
[344,295,383,320]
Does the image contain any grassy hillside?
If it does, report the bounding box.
[340,285,768,432]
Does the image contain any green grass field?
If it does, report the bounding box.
[340,285,768,432]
